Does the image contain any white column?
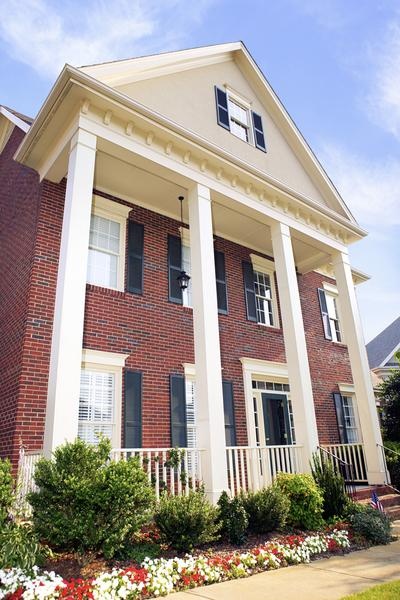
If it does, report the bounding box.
[188,183,228,502]
[332,251,385,484]
[43,129,96,455]
[271,222,319,465]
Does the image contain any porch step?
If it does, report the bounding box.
[353,485,400,520]
[352,485,393,501]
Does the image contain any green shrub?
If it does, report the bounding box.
[275,472,324,530]
[311,453,349,519]
[384,441,400,490]
[0,523,47,571]
[154,490,220,552]
[28,438,155,558]
[346,504,392,545]
[241,485,289,534]
[0,458,14,524]
[217,491,248,544]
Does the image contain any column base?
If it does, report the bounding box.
[366,471,386,486]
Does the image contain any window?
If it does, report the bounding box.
[333,387,360,444]
[182,242,192,308]
[214,86,266,151]
[243,255,279,326]
[185,378,197,450]
[86,196,130,291]
[168,230,228,313]
[78,349,128,447]
[341,395,359,443]
[79,370,115,444]
[254,270,273,326]
[228,97,250,142]
[87,215,119,288]
[318,286,342,343]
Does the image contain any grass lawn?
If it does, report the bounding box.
[342,580,400,599]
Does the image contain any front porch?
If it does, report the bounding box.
[17,442,368,507]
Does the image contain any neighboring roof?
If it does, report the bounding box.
[0,105,31,132]
[2,105,33,125]
[367,316,400,369]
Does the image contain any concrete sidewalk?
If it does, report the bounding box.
[168,523,400,600]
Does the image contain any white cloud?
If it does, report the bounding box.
[284,0,355,30]
[0,0,215,78]
[319,143,400,227]
[365,19,400,140]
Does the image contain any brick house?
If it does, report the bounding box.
[0,42,385,501]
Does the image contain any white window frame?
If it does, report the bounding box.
[338,383,362,443]
[323,282,344,344]
[250,254,279,328]
[225,86,254,145]
[80,349,128,447]
[87,195,131,292]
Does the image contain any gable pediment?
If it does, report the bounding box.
[78,43,356,223]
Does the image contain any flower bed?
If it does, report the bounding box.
[0,530,350,599]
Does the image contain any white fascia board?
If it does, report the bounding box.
[79,42,242,86]
[0,106,30,133]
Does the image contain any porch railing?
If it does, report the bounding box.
[377,443,400,493]
[110,448,204,500]
[226,445,304,496]
[16,447,42,515]
[321,443,367,483]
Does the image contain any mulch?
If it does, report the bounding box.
[42,530,358,581]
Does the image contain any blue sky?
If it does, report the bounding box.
[0,0,399,342]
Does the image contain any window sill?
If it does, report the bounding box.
[256,323,282,333]
[331,340,347,348]
[86,283,125,297]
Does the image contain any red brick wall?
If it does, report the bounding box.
[2,169,354,461]
[0,128,41,464]
[299,271,353,444]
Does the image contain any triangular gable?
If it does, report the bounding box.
[80,42,355,223]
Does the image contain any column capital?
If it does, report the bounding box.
[189,182,211,202]
[270,221,290,238]
[70,128,97,153]
[331,250,350,267]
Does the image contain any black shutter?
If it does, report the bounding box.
[318,288,332,340]
[242,261,257,322]
[214,250,228,314]
[252,111,266,152]
[223,381,237,446]
[333,392,348,444]
[168,235,182,304]
[170,374,187,447]
[125,370,142,448]
[215,86,230,130]
[127,221,144,294]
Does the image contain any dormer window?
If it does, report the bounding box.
[214,86,266,152]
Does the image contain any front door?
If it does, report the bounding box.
[261,393,292,446]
